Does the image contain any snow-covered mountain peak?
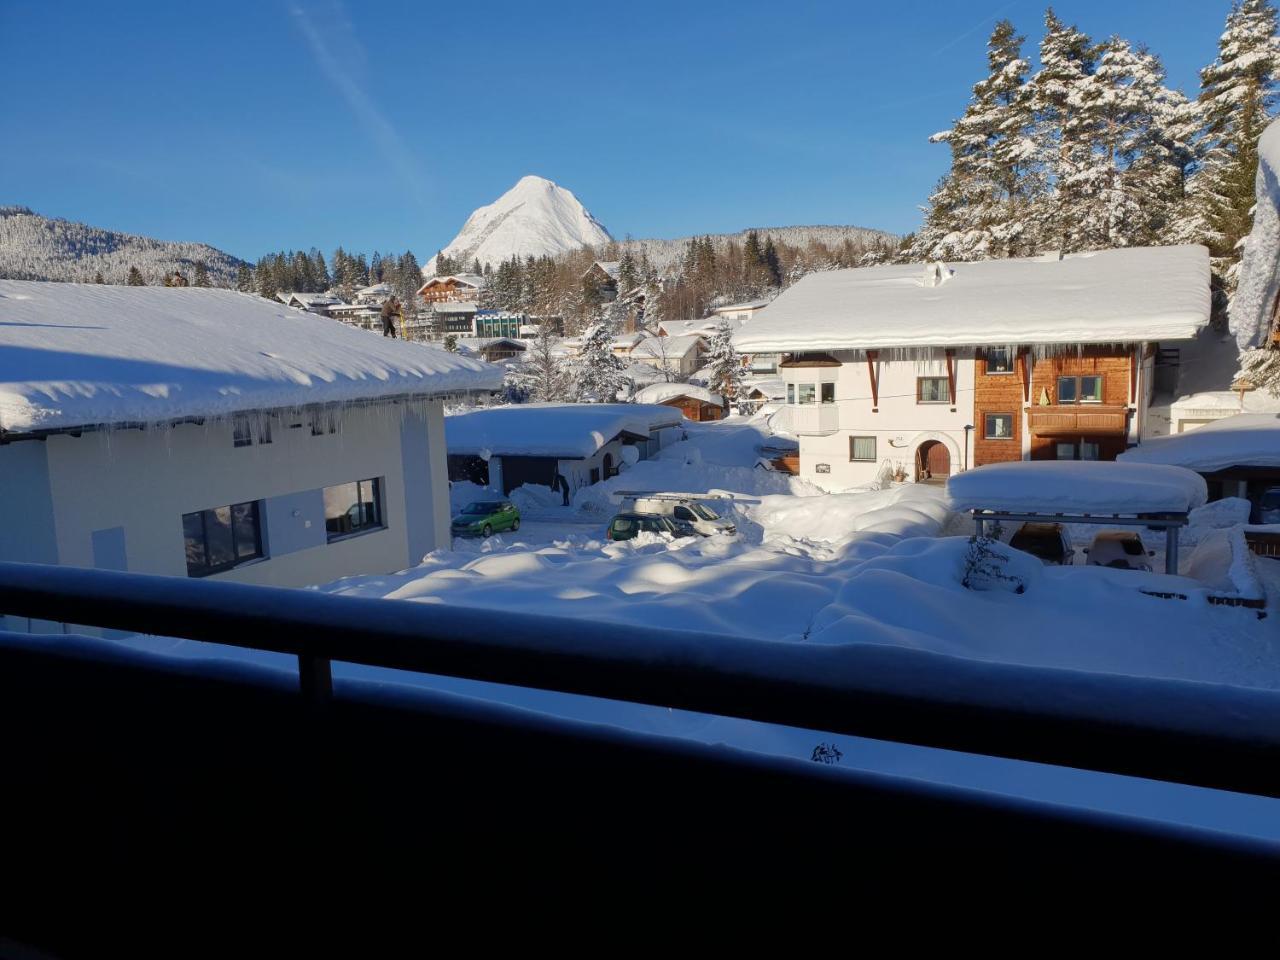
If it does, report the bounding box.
[430,176,613,274]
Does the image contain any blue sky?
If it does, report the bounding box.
[1,0,1232,261]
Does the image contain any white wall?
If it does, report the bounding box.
[783,351,976,491]
[2,400,450,589]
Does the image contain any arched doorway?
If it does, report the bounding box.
[916,439,950,483]
[603,452,615,479]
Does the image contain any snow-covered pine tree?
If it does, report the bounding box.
[915,19,1038,261]
[193,262,211,287]
[93,271,105,284]
[1176,0,1280,288]
[235,263,253,292]
[576,317,628,402]
[1029,9,1099,253]
[706,319,745,406]
[126,265,145,286]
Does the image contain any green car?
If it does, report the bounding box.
[451,500,521,538]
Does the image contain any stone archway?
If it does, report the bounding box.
[909,431,961,483]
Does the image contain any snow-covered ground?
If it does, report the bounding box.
[82,414,1280,840]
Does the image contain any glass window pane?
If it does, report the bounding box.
[325,482,360,537]
[206,506,235,568]
[919,377,949,403]
[1057,377,1077,403]
[1055,442,1076,460]
[183,511,206,575]
[798,384,816,405]
[820,382,835,404]
[851,437,875,461]
[233,418,253,448]
[987,348,1011,373]
[986,414,1013,439]
[356,479,381,529]
[1081,376,1103,402]
[1080,441,1101,461]
[232,502,260,559]
[786,383,795,404]
[257,419,273,445]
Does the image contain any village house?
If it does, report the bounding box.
[354,282,393,305]
[277,291,343,315]
[455,337,528,363]
[327,301,383,331]
[734,246,1212,490]
[626,333,704,379]
[416,273,486,304]
[0,282,501,600]
[445,403,684,497]
[582,260,621,302]
[712,299,771,323]
[633,382,726,422]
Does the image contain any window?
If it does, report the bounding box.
[674,506,696,521]
[1058,375,1104,404]
[798,383,816,405]
[986,348,1013,374]
[850,436,876,461]
[1080,440,1101,460]
[917,377,950,403]
[786,383,795,405]
[985,413,1014,439]
[820,382,835,404]
[183,501,262,577]
[324,478,383,541]
[310,410,338,436]
[233,417,253,448]
[1055,442,1076,461]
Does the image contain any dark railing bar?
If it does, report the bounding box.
[1,560,1278,798]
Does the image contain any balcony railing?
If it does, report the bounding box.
[1028,404,1129,437]
[0,558,1278,900]
[789,403,840,436]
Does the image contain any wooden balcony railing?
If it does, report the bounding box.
[1028,404,1129,437]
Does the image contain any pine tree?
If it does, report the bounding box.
[706,319,745,406]
[126,266,145,286]
[235,263,253,292]
[443,334,458,353]
[915,20,1038,260]
[193,262,211,287]
[576,318,628,402]
[1177,0,1280,286]
[312,249,330,291]
[93,271,105,284]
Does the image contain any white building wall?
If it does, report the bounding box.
[13,400,449,589]
[783,352,977,491]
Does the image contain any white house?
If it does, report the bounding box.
[627,333,704,378]
[277,291,342,315]
[0,282,502,597]
[445,403,684,498]
[328,301,382,331]
[712,299,771,323]
[735,246,1212,491]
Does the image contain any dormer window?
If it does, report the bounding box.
[986,348,1012,374]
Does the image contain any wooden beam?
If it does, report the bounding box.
[867,350,879,411]
[1018,350,1030,404]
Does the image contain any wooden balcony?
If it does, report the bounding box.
[1028,404,1129,437]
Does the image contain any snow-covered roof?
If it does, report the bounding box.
[328,302,379,315]
[446,403,683,459]
[735,246,1212,353]
[714,299,770,313]
[632,382,725,407]
[1119,414,1280,472]
[431,301,479,314]
[588,260,621,279]
[278,291,342,307]
[0,281,503,434]
[947,461,1208,515]
[631,333,703,360]
[356,283,391,295]
[420,274,486,289]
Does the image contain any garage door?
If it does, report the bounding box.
[500,456,559,495]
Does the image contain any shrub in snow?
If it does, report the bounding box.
[960,537,1030,594]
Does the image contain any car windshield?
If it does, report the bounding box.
[689,503,719,521]
[462,502,499,515]
[1120,538,1144,556]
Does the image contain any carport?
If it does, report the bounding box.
[947,461,1209,575]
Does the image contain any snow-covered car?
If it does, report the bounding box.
[605,513,697,542]
[1008,522,1074,565]
[628,495,736,537]
[1256,486,1280,525]
[1084,531,1154,572]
